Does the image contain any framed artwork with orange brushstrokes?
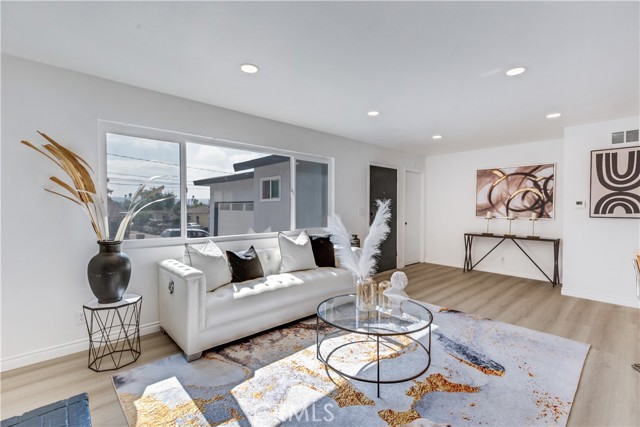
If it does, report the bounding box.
[476,163,555,219]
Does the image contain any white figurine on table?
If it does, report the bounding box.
[383,271,410,315]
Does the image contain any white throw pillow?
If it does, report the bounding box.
[184,240,232,292]
[278,231,318,273]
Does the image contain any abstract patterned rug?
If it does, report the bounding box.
[113,302,589,426]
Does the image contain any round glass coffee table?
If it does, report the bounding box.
[316,294,432,397]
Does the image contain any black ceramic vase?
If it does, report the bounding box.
[87,241,131,304]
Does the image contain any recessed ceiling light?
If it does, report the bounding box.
[546,112,562,119]
[367,111,380,117]
[432,135,443,140]
[240,63,259,74]
[505,67,527,76]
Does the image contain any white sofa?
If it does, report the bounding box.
[158,245,354,361]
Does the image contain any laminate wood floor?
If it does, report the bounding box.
[2,263,639,426]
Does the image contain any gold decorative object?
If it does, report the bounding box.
[356,277,377,311]
[483,212,494,235]
[528,212,540,238]
[377,280,392,310]
[505,213,516,237]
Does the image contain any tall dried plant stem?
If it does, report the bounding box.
[23,132,178,242]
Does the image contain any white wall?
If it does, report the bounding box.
[425,121,640,310]
[562,117,640,308]
[0,55,424,370]
[425,139,564,281]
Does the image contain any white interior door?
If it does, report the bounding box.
[404,170,422,265]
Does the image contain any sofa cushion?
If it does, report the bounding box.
[278,231,317,273]
[205,267,353,327]
[184,241,232,292]
[310,235,336,268]
[226,246,264,282]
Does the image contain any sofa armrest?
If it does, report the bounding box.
[158,259,207,358]
[159,259,205,281]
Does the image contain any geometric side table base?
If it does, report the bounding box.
[83,294,142,372]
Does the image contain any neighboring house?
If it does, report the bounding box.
[194,155,291,236]
[195,154,329,236]
[186,205,210,230]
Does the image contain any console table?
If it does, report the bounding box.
[463,233,561,286]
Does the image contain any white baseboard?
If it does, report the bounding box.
[0,321,161,372]
[561,288,640,309]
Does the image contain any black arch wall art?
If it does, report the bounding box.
[590,146,640,219]
[476,163,555,219]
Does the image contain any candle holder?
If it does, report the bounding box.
[482,213,494,235]
[528,214,540,239]
[505,216,516,237]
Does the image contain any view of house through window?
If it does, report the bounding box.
[105,128,330,240]
[189,144,293,236]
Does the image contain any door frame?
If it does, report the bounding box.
[368,162,400,270]
[403,168,425,266]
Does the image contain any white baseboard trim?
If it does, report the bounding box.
[561,288,640,309]
[0,321,161,372]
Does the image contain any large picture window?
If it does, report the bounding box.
[102,123,332,242]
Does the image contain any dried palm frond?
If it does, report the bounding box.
[22,132,174,242]
[22,132,106,240]
[114,182,172,241]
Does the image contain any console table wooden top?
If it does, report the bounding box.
[464,232,560,243]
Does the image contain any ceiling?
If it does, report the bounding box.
[2,1,638,155]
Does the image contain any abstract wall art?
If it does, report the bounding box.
[476,164,555,219]
[590,146,640,219]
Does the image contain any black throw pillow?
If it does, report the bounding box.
[310,235,336,268]
[226,246,264,282]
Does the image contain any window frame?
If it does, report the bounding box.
[260,176,281,201]
[98,120,334,248]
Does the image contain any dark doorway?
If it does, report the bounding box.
[369,165,398,273]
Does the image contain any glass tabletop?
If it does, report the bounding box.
[317,294,432,336]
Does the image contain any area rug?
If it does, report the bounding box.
[113,301,589,426]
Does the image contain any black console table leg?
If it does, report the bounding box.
[553,240,560,287]
[463,233,561,287]
[463,235,473,272]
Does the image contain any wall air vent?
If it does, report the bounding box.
[612,131,625,144]
[611,129,639,144]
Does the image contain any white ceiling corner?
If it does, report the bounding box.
[1,1,638,155]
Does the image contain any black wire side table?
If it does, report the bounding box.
[83,294,142,372]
